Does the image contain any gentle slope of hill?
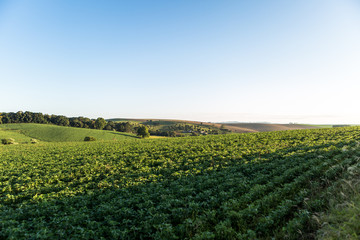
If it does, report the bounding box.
[0,128,33,144]
[108,118,326,133]
[0,123,136,142]
[220,123,320,133]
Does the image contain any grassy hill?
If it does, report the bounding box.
[0,128,34,144]
[220,123,320,133]
[0,123,137,142]
[108,118,224,135]
[108,118,327,134]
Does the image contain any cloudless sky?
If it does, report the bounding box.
[1,0,360,123]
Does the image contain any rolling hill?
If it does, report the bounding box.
[0,128,34,144]
[108,118,325,133]
[218,123,322,133]
[0,123,137,142]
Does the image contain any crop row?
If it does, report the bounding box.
[1,127,360,239]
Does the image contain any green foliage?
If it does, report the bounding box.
[191,131,199,136]
[53,115,70,126]
[316,162,360,239]
[1,138,16,145]
[84,136,96,141]
[0,127,360,239]
[114,121,134,133]
[95,117,107,130]
[144,121,225,137]
[0,123,136,142]
[0,129,33,144]
[30,138,39,144]
[137,125,150,138]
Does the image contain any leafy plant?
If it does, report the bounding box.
[84,136,96,141]
[0,127,360,239]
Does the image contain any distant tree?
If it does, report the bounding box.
[90,120,96,129]
[77,117,91,128]
[168,131,176,137]
[104,124,113,130]
[33,112,46,123]
[53,115,70,126]
[14,111,23,123]
[104,121,116,131]
[44,114,51,123]
[22,112,32,123]
[2,115,11,124]
[137,126,150,138]
[95,118,106,130]
[84,136,96,141]
[116,122,133,132]
[124,122,132,133]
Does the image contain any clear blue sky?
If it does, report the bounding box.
[1,0,359,123]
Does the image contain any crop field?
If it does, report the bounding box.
[0,123,136,142]
[1,127,360,239]
[221,123,319,133]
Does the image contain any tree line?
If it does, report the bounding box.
[0,111,139,133]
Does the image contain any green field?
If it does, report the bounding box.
[0,123,137,142]
[1,126,360,239]
[301,124,334,129]
[0,128,34,144]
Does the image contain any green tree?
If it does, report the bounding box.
[137,126,150,138]
[95,118,106,130]
[104,121,116,131]
[168,131,176,137]
[124,122,132,133]
[53,115,70,126]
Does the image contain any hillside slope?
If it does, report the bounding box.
[0,123,137,142]
[0,129,33,144]
[221,123,319,133]
[108,118,323,133]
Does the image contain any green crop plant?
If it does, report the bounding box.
[0,127,360,239]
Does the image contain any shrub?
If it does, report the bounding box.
[1,138,16,145]
[30,139,39,144]
[84,136,96,141]
[137,126,150,138]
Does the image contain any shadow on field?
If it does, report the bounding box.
[108,131,139,139]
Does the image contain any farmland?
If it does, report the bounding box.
[107,118,322,134]
[220,123,320,133]
[1,126,360,239]
[0,123,136,142]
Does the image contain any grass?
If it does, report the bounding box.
[0,123,137,142]
[0,129,34,144]
[315,160,360,239]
